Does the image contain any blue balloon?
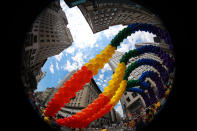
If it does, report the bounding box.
[140,81,150,89]
[128,87,144,94]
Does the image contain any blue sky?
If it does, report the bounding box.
[36,0,156,117]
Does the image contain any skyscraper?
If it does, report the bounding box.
[35,69,46,83]
[24,0,73,77]
[68,0,164,33]
[22,0,73,91]
[43,70,77,107]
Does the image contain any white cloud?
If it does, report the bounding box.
[62,50,85,72]
[71,51,85,67]
[103,25,126,39]
[101,63,112,73]
[115,101,123,117]
[60,0,69,11]
[97,81,102,86]
[132,31,155,43]
[100,86,104,91]
[62,5,99,49]
[62,60,78,72]
[49,64,54,74]
[117,43,134,52]
[64,46,75,54]
[56,62,59,70]
[54,52,63,62]
[99,73,104,80]
[102,83,108,88]
[117,31,155,52]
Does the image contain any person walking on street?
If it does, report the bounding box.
[49,116,61,130]
[135,117,146,131]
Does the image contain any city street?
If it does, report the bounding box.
[60,126,127,131]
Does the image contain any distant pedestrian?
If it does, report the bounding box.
[135,117,146,131]
[49,116,60,130]
[44,116,51,125]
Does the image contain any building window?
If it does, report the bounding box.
[78,103,80,107]
[126,97,130,102]
[40,40,44,42]
[33,35,37,43]
[47,40,50,42]
[101,9,104,14]
[132,92,137,98]
[32,49,36,54]
[30,56,34,60]
[94,10,99,15]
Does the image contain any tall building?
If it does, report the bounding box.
[108,51,124,73]
[115,111,122,123]
[22,0,73,91]
[24,0,73,77]
[65,0,164,33]
[41,69,116,127]
[40,87,56,105]
[135,36,174,56]
[108,42,170,119]
[35,69,46,83]
[33,91,44,103]
[43,70,77,106]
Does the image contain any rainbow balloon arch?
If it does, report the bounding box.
[44,23,175,128]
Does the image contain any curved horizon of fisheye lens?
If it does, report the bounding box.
[21,0,175,131]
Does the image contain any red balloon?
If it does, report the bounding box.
[81,65,88,71]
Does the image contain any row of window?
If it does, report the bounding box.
[126,92,138,102]
[67,102,80,107]
[40,16,57,21]
[40,39,59,42]
[39,34,58,38]
[93,7,117,16]
[34,29,57,34]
